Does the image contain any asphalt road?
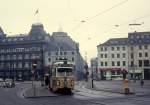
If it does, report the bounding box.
[0,81,150,105]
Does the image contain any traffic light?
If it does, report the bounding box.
[32,59,37,70]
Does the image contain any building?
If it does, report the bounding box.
[0,23,48,80]
[44,31,85,80]
[97,31,150,80]
[97,38,128,80]
[128,32,150,80]
[0,23,84,80]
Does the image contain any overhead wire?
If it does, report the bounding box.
[69,0,128,33]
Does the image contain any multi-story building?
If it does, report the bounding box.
[97,32,150,80]
[128,32,150,80]
[97,38,129,80]
[0,23,84,80]
[0,23,48,80]
[44,32,85,80]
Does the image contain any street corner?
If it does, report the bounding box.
[23,86,58,98]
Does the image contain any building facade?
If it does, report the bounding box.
[0,23,84,80]
[97,38,128,80]
[128,32,150,80]
[97,32,150,80]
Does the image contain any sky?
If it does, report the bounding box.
[0,0,150,63]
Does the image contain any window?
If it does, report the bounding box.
[131,61,134,67]
[18,55,22,60]
[101,47,103,51]
[72,57,74,62]
[101,62,103,66]
[105,54,107,58]
[105,62,107,66]
[145,52,148,57]
[101,54,103,58]
[123,53,126,58]
[104,47,107,51]
[117,47,120,51]
[13,55,16,60]
[48,58,51,62]
[24,54,29,59]
[55,52,58,55]
[72,51,74,55]
[139,45,142,50]
[111,47,114,51]
[122,47,126,50]
[138,60,142,67]
[131,53,134,59]
[112,61,115,66]
[18,62,22,68]
[64,52,67,55]
[25,62,29,68]
[123,61,126,66]
[6,55,10,60]
[144,60,149,67]
[48,52,51,56]
[130,47,133,51]
[111,54,114,58]
[144,45,148,49]
[117,54,120,58]
[139,53,142,57]
[117,61,120,66]
[111,71,115,75]
[60,51,63,55]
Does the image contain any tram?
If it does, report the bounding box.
[49,59,75,93]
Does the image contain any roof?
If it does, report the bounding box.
[128,32,150,45]
[98,38,128,46]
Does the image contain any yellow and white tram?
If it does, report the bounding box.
[49,60,75,93]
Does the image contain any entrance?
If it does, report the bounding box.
[144,69,150,80]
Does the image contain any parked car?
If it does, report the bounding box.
[3,79,15,88]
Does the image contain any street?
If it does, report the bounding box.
[0,81,150,105]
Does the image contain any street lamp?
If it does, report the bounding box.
[31,59,37,96]
[91,64,94,88]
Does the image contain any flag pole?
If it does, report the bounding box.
[35,9,39,23]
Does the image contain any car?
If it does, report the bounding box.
[3,79,15,88]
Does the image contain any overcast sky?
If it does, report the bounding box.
[0,0,150,63]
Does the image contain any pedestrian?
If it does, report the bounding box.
[140,79,144,86]
[45,76,49,86]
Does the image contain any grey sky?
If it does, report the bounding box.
[0,0,150,62]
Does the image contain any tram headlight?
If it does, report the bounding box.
[56,80,60,86]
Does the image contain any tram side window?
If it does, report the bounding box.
[66,69,73,76]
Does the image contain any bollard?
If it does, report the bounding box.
[123,79,130,94]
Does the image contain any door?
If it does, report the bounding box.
[144,69,150,80]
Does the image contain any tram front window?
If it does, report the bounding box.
[57,68,73,76]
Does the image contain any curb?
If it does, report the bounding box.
[23,87,58,98]
[84,83,135,95]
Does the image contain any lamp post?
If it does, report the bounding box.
[84,63,89,82]
[91,64,94,88]
[31,59,37,96]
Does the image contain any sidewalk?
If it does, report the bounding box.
[83,80,150,96]
[23,83,57,98]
